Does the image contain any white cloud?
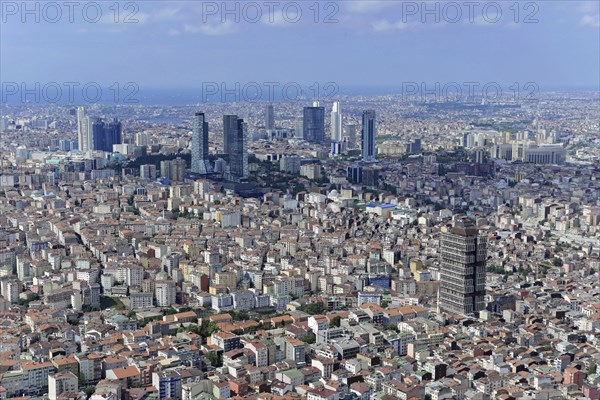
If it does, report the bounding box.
[461,15,516,29]
[577,1,600,14]
[470,15,501,26]
[372,19,410,32]
[99,11,149,25]
[576,1,599,27]
[371,19,452,33]
[154,7,182,21]
[261,9,300,26]
[580,14,600,27]
[133,12,150,24]
[183,21,237,36]
[345,1,395,14]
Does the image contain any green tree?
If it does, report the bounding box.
[17,293,39,307]
[231,311,249,321]
[305,302,324,315]
[205,351,222,367]
[330,316,341,328]
[184,324,200,334]
[78,373,86,388]
[161,307,177,316]
[488,265,505,274]
[301,332,316,344]
[553,257,564,267]
[293,183,307,194]
[589,362,597,375]
[199,320,219,337]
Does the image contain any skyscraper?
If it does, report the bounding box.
[59,140,71,152]
[439,218,487,316]
[406,138,422,154]
[294,118,304,139]
[89,120,100,151]
[223,115,238,155]
[77,106,90,151]
[361,110,376,162]
[330,101,342,143]
[140,164,157,180]
[191,112,211,175]
[90,118,122,152]
[160,160,172,181]
[226,116,248,182]
[160,158,186,182]
[266,104,275,130]
[303,105,325,144]
[346,124,358,148]
[347,165,363,184]
[135,132,150,147]
[106,118,122,150]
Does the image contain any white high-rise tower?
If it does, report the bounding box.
[330,101,342,142]
[77,106,90,152]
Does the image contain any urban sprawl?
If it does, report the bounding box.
[0,92,599,400]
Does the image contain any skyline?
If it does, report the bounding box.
[2,1,600,399]
[1,0,599,93]
[2,82,599,107]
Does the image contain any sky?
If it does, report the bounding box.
[1,0,599,98]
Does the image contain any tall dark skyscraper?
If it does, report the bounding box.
[266,104,275,130]
[361,110,376,162]
[406,138,422,154]
[346,124,358,148]
[439,218,487,316]
[225,116,248,182]
[192,112,211,174]
[90,120,103,151]
[91,118,121,152]
[223,115,238,155]
[303,104,325,144]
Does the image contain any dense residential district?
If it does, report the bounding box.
[0,94,599,400]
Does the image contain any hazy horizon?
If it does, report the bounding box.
[2,0,599,93]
